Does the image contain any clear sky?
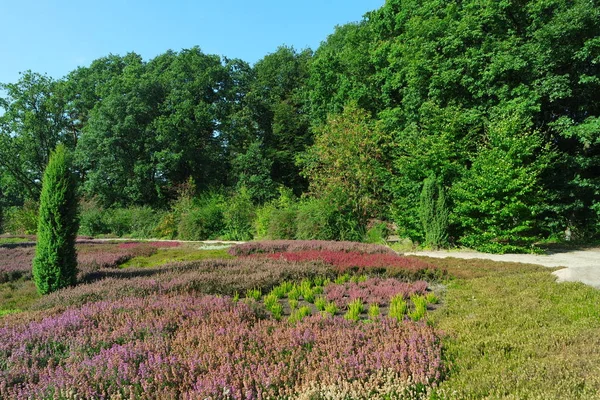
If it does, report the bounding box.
[0,0,384,85]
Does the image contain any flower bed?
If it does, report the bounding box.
[324,278,429,309]
[0,246,35,283]
[0,295,444,399]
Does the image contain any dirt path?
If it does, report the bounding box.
[405,248,600,289]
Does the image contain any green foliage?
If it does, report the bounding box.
[253,202,276,239]
[451,114,553,253]
[389,294,407,322]
[324,301,338,316]
[365,221,389,244]
[288,305,312,324]
[299,102,390,232]
[294,197,336,240]
[32,145,79,295]
[232,141,277,204]
[177,193,225,241]
[409,295,427,322]
[3,200,39,235]
[419,176,449,249]
[425,292,439,305]
[245,288,262,302]
[222,187,255,241]
[344,298,364,321]
[314,296,327,311]
[368,303,380,319]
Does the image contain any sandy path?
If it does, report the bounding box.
[405,248,600,289]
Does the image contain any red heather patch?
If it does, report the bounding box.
[260,250,435,273]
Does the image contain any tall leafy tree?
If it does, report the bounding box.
[32,144,78,294]
[0,72,72,201]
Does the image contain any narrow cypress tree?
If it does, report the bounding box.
[419,175,449,249]
[32,144,79,294]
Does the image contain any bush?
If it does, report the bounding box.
[32,145,79,294]
[3,200,39,235]
[268,207,297,239]
[223,187,255,241]
[177,194,225,241]
[78,198,108,236]
[295,198,336,240]
[365,221,389,244]
[254,202,276,239]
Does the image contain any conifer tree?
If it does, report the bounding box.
[32,144,79,294]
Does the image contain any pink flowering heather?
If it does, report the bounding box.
[228,240,396,256]
[0,246,35,282]
[76,243,157,275]
[325,278,429,309]
[0,294,444,399]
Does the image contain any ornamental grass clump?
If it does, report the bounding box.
[289,305,312,324]
[345,298,364,321]
[368,303,381,319]
[410,295,428,322]
[389,294,408,322]
[32,145,79,295]
[315,296,327,311]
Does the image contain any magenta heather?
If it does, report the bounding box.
[0,295,444,398]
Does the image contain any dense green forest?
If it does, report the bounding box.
[1,0,599,252]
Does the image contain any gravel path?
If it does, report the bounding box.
[405,248,600,289]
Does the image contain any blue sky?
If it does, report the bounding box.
[0,0,384,85]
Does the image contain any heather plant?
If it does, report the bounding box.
[426,292,440,305]
[246,288,262,301]
[410,295,428,322]
[288,285,301,301]
[345,298,364,321]
[389,294,408,322]
[368,303,381,319]
[335,273,351,284]
[324,301,338,316]
[271,281,293,298]
[288,298,299,310]
[0,246,35,283]
[315,296,327,311]
[289,305,312,323]
[269,301,284,320]
[256,249,442,280]
[32,145,79,295]
[325,278,428,309]
[263,293,279,310]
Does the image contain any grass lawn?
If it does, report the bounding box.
[118,246,232,268]
[429,258,600,399]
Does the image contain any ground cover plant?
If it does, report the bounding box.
[228,240,397,256]
[429,258,600,399]
[0,295,444,399]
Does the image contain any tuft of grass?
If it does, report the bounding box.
[324,302,338,316]
[289,306,312,324]
[368,303,380,319]
[288,298,298,310]
[344,298,364,321]
[409,295,427,321]
[314,296,327,311]
[425,292,439,304]
[425,257,600,399]
[245,288,262,301]
[120,248,231,268]
[389,294,407,322]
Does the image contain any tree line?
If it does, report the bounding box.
[1,0,599,252]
